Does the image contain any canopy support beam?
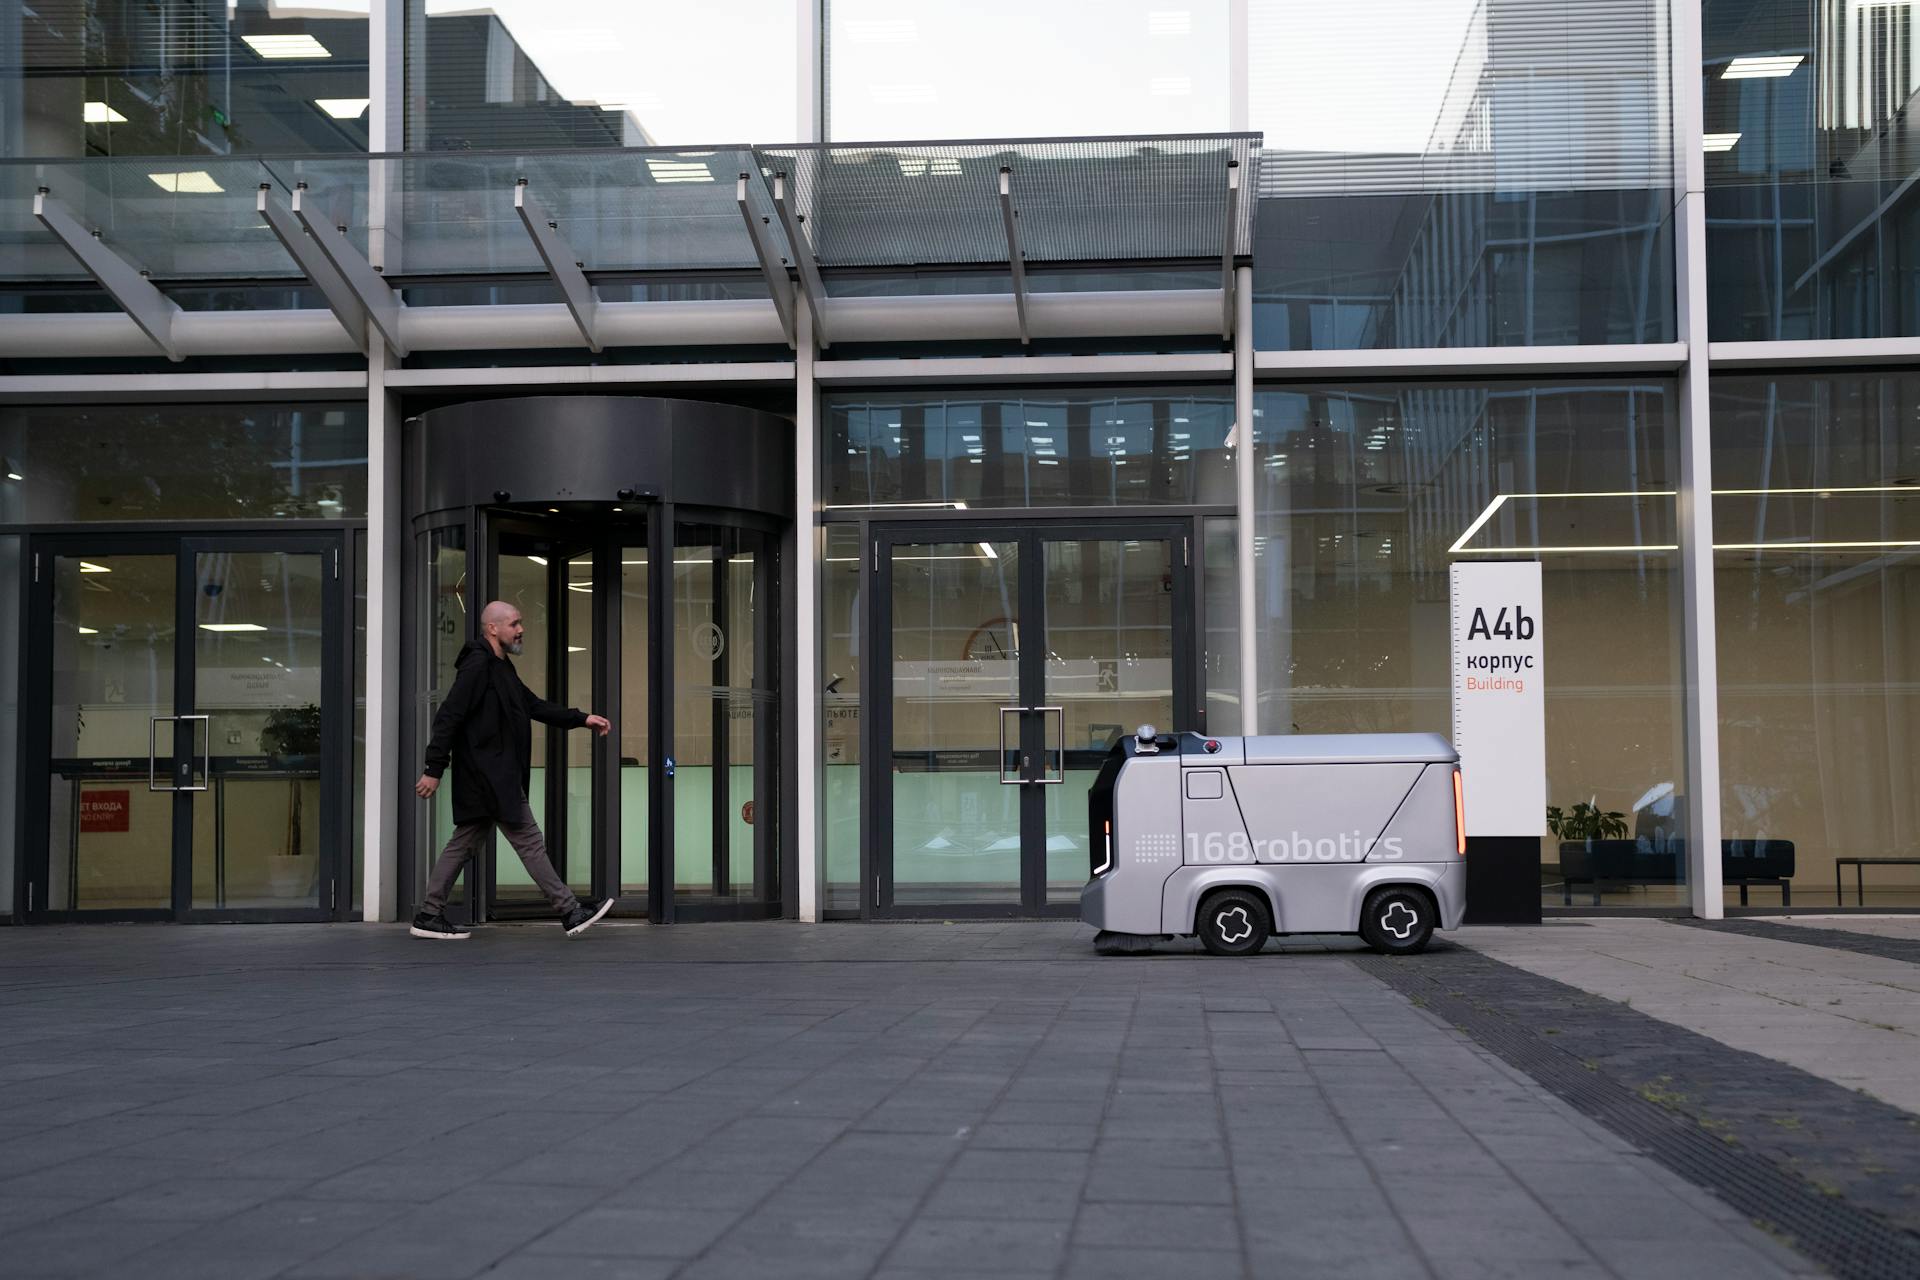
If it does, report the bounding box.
[34,188,183,362]
[1220,160,1241,341]
[514,179,601,352]
[999,167,1031,346]
[773,174,830,349]
[291,184,408,357]
[259,185,370,352]
[737,174,798,350]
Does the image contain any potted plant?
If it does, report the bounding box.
[1548,800,1638,903]
[1546,801,1628,845]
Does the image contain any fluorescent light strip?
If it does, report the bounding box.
[83,102,127,124]
[148,171,224,194]
[242,33,332,58]
[78,561,112,574]
[314,97,370,119]
[199,623,268,632]
[645,159,713,183]
[1722,54,1803,78]
[1703,133,1741,152]
[1450,487,1920,555]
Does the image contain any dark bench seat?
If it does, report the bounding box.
[1558,839,1795,906]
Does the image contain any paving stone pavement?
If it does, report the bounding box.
[1463,918,1920,1114]
[0,922,1824,1279]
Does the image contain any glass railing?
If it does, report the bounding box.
[0,135,1259,290]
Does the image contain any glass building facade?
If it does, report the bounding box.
[1,0,1916,923]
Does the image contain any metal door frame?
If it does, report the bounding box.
[20,531,348,923]
[480,513,603,920]
[864,518,1198,919]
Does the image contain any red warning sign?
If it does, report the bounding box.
[81,790,131,834]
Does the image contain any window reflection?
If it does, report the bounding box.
[408,0,796,150]
[2,0,370,158]
[1704,0,1920,338]
[1712,371,1920,907]
[0,404,367,524]
[1254,381,1690,910]
[826,1,1229,140]
[828,390,1235,509]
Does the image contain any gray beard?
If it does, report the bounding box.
[505,640,524,655]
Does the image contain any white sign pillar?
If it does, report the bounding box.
[1449,562,1546,837]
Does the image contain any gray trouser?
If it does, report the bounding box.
[422,794,580,917]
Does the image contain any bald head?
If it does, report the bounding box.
[480,600,525,656]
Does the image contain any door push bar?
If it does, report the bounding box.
[998,706,1066,785]
[148,714,211,792]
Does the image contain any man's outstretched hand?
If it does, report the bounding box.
[586,714,612,736]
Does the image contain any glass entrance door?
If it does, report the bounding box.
[28,535,345,921]
[873,523,1193,915]
[485,522,599,915]
[459,507,782,923]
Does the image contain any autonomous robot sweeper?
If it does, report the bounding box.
[1082,727,1467,956]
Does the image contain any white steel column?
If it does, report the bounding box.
[360,0,405,921]
[1234,265,1258,735]
[362,344,402,922]
[368,0,405,270]
[1228,0,1250,132]
[1672,0,1724,918]
[793,307,821,922]
[799,0,824,143]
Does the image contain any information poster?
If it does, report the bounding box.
[1449,561,1546,837]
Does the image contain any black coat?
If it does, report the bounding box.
[424,639,587,824]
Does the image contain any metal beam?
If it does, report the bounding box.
[258,185,370,351]
[514,179,600,352]
[736,174,798,349]
[32,188,182,362]
[773,173,831,348]
[290,184,408,357]
[1221,161,1241,341]
[0,289,1224,358]
[998,167,1031,346]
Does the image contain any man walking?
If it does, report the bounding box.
[411,600,616,939]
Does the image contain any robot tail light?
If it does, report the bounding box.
[1453,768,1467,856]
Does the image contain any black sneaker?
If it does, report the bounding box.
[408,911,471,940]
[561,898,615,937]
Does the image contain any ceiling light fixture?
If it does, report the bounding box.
[1722,54,1803,78]
[83,102,127,124]
[314,97,370,119]
[147,171,224,193]
[1703,133,1742,152]
[645,158,713,184]
[199,623,269,632]
[242,33,332,58]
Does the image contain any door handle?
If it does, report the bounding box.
[1033,706,1065,784]
[1000,706,1065,785]
[148,714,211,792]
[998,707,1022,785]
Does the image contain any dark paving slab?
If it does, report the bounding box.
[0,922,1821,1279]
[1360,944,1920,1280]
[1683,917,1920,966]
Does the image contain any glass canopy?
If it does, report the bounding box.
[0,135,1258,286]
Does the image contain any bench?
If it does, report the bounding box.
[1834,858,1920,907]
[1559,839,1795,906]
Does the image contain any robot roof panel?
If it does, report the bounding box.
[1235,733,1458,767]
